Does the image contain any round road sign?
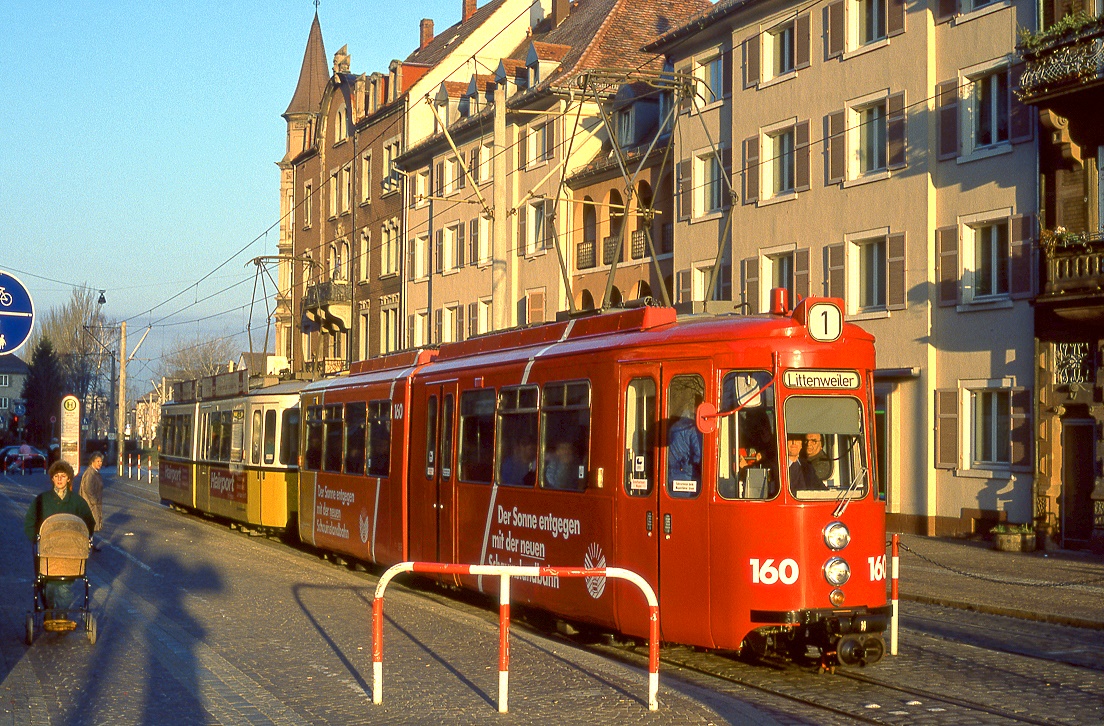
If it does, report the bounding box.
[0,270,35,356]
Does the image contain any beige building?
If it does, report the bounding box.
[654,0,1040,535]
[397,0,709,342]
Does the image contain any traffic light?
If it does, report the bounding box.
[9,415,19,433]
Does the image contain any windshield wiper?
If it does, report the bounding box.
[832,464,868,518]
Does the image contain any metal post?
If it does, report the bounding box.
[890,533,899,656]
[491,80,509,331]
[498,574,510,713]
[116,321,126,476]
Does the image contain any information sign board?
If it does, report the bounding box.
[60,395,81,474]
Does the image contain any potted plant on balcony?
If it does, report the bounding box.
[990,522,1036,552]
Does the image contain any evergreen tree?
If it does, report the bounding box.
[20,338,66,447]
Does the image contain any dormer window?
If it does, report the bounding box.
[617,108,635,147]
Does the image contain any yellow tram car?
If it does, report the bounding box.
[159,371,302,532]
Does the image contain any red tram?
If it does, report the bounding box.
[298,293,888,666]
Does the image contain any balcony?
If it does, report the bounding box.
[1018,15,1104,104]
[302,279,352,332]
[577,240,596,269]
[602,235,623,266]
[1038,229,1104,323]
[303,357,347,375]
[631,229,649,260]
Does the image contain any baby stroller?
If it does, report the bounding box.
[26,513,97,645]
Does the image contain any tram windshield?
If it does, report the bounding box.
[717,371,779,500]
[783,396,869,500]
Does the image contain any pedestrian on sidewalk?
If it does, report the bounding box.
[23,461,96,613]
[78,451,105,551]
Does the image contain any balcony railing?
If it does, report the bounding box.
[603,235,623,266]
[1018,15,1104,102]
[1042,230,1104,296]
[577,240,596,269]
[631,229,648,260]
[303,357,347,375]
[303,279,352,309]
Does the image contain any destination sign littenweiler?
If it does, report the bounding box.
[783,370,861,390]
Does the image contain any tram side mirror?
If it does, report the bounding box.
[695,402,718,435]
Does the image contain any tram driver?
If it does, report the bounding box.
[786,433,824,491]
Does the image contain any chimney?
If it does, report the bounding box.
[552,0,570,27]
[462,0,477,22]
[420,18,435,50]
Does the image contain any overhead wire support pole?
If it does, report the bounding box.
[545,85,593,316]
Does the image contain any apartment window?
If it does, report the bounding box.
[382,140,401,193]
[857,101,887,174]
[411,310,429,347]
[441,306,458,343]
[380,306,399,353]
[411,235,427,279]
[360,152,372,204]
[700,54,724,104]
[617,107,635,147]
[529,123,550,166]
[769,21,795,77]
[856,0,886,45]
[381,220,400,276]
[303,182,313,228]
[329,170,339,218]
[695,152,723,216]
[972,70,1010,148]
[969,220,1010,299]
[0,397,8,410]
[692,262,732,302]
[415,169,429,207]
[769,128,795,195]
[359,230,370,282]
[341,164,352,213]
[478,298,492,334]
[479,142,493,182]
[452,156,465,190]
[854,237,886,310]
[769,252,794,298]
[472,216,491,264]
[526,289,545,324]
[331,240,349,281]
[972,390,1010,465]
[0,374,10,387]
[335,104,348,143]
[523,199,554,254]
[360,313,371,359]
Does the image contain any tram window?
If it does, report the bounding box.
[281,408,300,466]
[717,371,779,501]
[541,381,590,491]
[344,402,366,474]
[182,416,192,459]
[666,375,704,499]
[304,405,323,470]
[440,395,454,480]
[323,404,344,472]
[263,409,277,465]
[497,386,539,487]
[425,396,439,478]
[459,389,495,483]
[624,378,656,497]
[161,418,172,457]
[251,410,263,465]
[225,410,238,462]
[783,396,868,500]
[207,412,223,462]
[367,400,391,477]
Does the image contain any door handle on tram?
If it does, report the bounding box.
[646,511,653,535]
[663,513,672,537]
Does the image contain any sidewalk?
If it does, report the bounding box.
[892,533,1104,628]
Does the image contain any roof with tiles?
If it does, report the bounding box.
[404,0,509,66]
[643,0,753,53]
[531,41,573,62]
[0,354,29,375]
[441,80,470,97]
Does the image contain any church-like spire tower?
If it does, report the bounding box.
[284,12,328,120]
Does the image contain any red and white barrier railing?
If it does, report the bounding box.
[372,562,660,713]
[890,533,899,656]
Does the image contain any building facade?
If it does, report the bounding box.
[654,0,1041,536]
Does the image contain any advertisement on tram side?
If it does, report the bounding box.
[160,460,192,496]
[209,468,247,503]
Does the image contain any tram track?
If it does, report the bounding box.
[131,481,1097,724]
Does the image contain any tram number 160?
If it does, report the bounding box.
[750,558,799,585]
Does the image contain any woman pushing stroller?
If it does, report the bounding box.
[24,460,95,615]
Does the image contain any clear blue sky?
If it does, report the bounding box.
[0,0,462,386]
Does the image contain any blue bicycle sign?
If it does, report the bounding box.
[0,270,35,356]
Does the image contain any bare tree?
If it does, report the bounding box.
[26,287,114,433]
[158,334,238,383]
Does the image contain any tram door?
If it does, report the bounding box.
[614,364,660,638]
[410,384,459,564]
[658,363,714,646]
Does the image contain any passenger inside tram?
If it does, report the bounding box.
[717,371,779,500]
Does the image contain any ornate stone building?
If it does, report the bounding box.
[1019,6,1104,549]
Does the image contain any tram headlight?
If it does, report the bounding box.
[829,589,846,607]
[823,521,851,551]
[823,557,851,586]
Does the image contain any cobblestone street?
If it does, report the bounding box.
[3,469,1103,725]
